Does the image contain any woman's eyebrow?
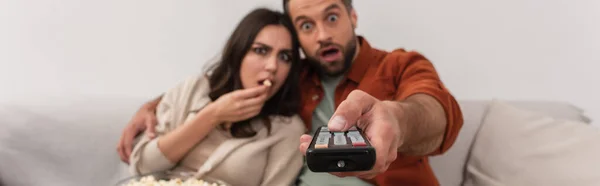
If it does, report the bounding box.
[253,42,272,50]
[279,48,292,53]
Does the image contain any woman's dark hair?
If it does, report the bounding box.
[205,8,301,138]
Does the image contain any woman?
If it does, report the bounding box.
[128,8,305,186]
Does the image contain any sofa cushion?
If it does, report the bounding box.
[0,96,146,186]
[463,100,600,186]
[429,100,590,186]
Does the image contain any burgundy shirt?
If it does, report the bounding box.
[298,36,464,186]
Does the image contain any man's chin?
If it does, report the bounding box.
[322,67,346,77]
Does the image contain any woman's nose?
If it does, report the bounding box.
[264,55,277,72]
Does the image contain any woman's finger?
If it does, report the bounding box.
[239,104,263,115]
[233,86,269,99]
[238,91,268,108]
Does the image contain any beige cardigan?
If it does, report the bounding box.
[129,75,305,186]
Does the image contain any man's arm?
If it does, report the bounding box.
[117,94,164,163]
[385,94,447,156]
[144,95,163,112]
[392,51,464,156]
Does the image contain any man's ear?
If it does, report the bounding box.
[350,9,358,29]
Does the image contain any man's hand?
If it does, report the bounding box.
[299,90,406,179]
[117,106,158,164]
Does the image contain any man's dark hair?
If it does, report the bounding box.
[282,0,353,15]
[205,8,301,138]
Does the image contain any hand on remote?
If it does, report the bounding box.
[299,90,403,179]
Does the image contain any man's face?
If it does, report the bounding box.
[288,0,358,76]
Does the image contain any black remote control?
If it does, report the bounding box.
[306,126,376,172]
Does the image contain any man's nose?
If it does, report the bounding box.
[317,25,333,43]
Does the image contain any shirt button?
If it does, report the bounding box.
[312,95,319,101]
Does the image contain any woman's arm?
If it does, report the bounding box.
[260,115,305,186]
[156,104,220,163]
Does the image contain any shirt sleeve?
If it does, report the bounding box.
[260,115,305,186]
[128,75,205,175]
[128,93,177,175]
[391,50,464,156]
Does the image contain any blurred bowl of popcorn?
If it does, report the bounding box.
[115,171,230,186]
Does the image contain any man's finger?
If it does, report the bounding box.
[331,171,368,178]
[145,113,157,139]
[300,134,312,143]
[328,90,377,131]
[298,134,313,156]
[117,137,128,163]
[235,85,269,99]
[299,142,310,156]
[122,128,135,160]
[357,173,379,179]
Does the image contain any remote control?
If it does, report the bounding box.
[306,126,376,172]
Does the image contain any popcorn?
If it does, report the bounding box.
[122,176,226,186]
[263,80,272,87]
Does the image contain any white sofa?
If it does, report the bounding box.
[0,95,597,186]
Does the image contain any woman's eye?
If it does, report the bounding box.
[254,47,267,55]
[279,53,291,62]
[300,22,313,31]
[327,14,338,22]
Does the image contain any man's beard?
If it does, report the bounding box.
[306,36,358,77]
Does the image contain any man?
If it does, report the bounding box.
[117,0,463,185]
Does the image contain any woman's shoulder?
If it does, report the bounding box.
[166,74,210,95]
[162,74,211,103]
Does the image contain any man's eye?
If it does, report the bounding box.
[327,15,338,22]
[300,23,313,31]
[254,47,267,54]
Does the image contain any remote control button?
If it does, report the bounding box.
[349,126,358,131]
[333,134,347,145]
[315,144,328,148]
[349,135,367,146]
[350,136,364,143]
[318,133,332,138]
[316,136,329,144]
[352,141,367,147]
[315,136,329,148]
[320,127,329,132]
[333,132,345,136]
[347,131,360,137]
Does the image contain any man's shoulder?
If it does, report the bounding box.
[380,48,428,65]
[358,45,433,82]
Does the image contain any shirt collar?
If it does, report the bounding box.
[345,36,375,83]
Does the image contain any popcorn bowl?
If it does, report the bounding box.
[116,171,231,186]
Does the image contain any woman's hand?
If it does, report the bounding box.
[208,85,270,123]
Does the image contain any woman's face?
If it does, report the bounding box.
[240,25,294,99]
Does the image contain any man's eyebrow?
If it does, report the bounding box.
[323,4,341,13]
[294,15,310,25]
[293,4,341,24]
